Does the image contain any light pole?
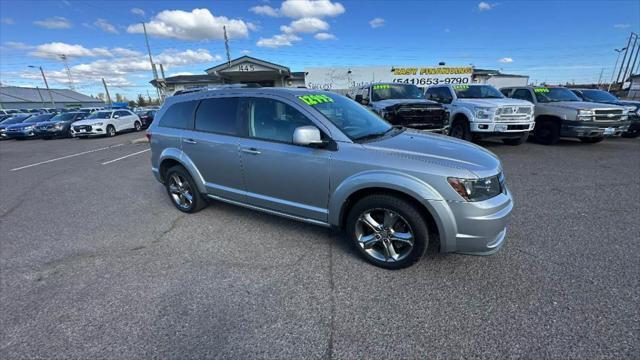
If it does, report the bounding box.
[608,48,626,91]
[28,65,55,107]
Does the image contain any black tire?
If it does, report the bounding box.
[502,133,528,146]
[579,136,604,144]
[164,165,207,213]
[134,121,142,131]
[106,125,116,137]
[621,124,640,138]
[346,194,428,270]
[533,120,560,145]
[450,118,472,141]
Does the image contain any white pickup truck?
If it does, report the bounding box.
[425,84,535,145]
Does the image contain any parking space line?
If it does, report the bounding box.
[101,149,150,165]
[10,144,125,171]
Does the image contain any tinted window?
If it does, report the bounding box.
[581,89,618,102]
[426,87,452,103]
[245,97,313,143]
[453,85,504,99]
[158,101,197,129]
[195,97,239,135]
[512,89,534,102]
[534,88,581,103]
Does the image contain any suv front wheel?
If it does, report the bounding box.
[346,194,428,269]
[164,165,207,213]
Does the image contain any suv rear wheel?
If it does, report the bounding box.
[533,120,560,145]
[164,165,207,213]
[346,194,428,269]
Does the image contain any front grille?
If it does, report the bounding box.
[594,109,623,122]
[74,125,92,132]
[392,106,447,128]
[494,106,532,122]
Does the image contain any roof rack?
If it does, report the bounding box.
[173,83,262,96]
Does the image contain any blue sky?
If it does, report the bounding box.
[0,0,638,99]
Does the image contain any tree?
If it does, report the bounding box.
[115,93,124,103]
[96,93,105,101]
[128,100,136,108]
[136,94,146,107]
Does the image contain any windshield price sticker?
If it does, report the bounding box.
[298,94,334,106]
[373,84,391,90]
[534,88,550,93]
[453,85,470,90]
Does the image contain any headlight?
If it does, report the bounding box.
[54,123,63,129]
[577,109,594,120]
[448,175,502,202]
[92,122,103,126]
[475,107,496,119]
[24,125,34,130]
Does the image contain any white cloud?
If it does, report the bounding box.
[131,8,145,17]
[157,48,220,66]
[369,17,385,28]
[4,41,31,50]
[478,2,493,11]
[94,18,119,34]
[1,17,15,25]
[250,5,279,17]
[257,33,301,48]
[314,32,336,40]
[241,49,251,55]
[281,17,329,33]
[499,57,514,63]
[613,24,631,29]
[112,47,143,57]
[126,8,253,40]
[280,0,345,18]
[34,16,71,29]
[29,42,111,59]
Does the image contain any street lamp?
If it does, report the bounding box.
[608,47,627,91]
[28,65,55,107]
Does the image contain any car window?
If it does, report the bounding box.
[194,97,239,135]
[512,89,534,102]
[158,101,198,129]
[426,87,452,103]
[117,110,130,117]
[244,97,314,143]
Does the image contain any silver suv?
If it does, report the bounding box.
[148,87,513,269]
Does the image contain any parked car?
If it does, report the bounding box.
[501,86,629,144]
[0,114,32,139]
[148,87,513,269]
[570,88,640,138]
[34,111,87,138]
[425,84,535,145]
[4,113,56,139]
[136,109,156,128]
[350,83,449,133]
[71,109,142,138]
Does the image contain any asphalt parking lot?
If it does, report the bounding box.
[0,133,638,359]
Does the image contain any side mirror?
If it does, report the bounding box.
[113,115,119,119]
[293,126,324,147]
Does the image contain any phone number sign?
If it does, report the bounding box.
[304,66,474,90]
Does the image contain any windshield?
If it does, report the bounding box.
[453,85,504,99]
[299,93,392,140]
[1,116,30,125]
[23,114,52,123]
[580,89,618,102]
[88,111,112,119]
[534,88,581,103]
[371,84,424,101]
[49,113,77,122]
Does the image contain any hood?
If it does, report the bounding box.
[541,101,624,111]
[72,119,103,126]
[457,98,532,107]
[362,130,501,178]
[371,98,439,110]
[6,122,35,130]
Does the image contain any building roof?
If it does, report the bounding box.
[150,74,221,86]
[0,86,102,104]
[473,68,528,78]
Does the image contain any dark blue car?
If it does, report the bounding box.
[4,113,56,139]
[0,114,32,139]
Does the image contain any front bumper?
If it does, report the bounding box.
[471,121,535,135]
[34,127,65,136]
[71,127,106,137]
[431,186,513,255]
[5,129,37,138]
[561,120,630,138]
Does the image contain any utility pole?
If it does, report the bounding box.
[597,68,604,86]
[59,54,75,91]
[142,22,161,100]
[35,86,45,105]
[624,34,639,84]
[29,65,55,107]
[146,89,152,104]
[101,78,112,106]
[609,48,626,91]
[615,33,635,85]
[223,25,231,69]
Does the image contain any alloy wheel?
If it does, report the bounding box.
[168,174,194,210]
[355,208,414,262]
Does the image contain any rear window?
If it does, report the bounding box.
[158,101,198,129]
[194,97,239,135]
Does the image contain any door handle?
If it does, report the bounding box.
[241,147,261,155]
[182,138,197,144]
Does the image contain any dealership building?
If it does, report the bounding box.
[0,86,104,109]
[151,55,529,95]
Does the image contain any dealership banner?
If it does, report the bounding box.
[304,66,474,90]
